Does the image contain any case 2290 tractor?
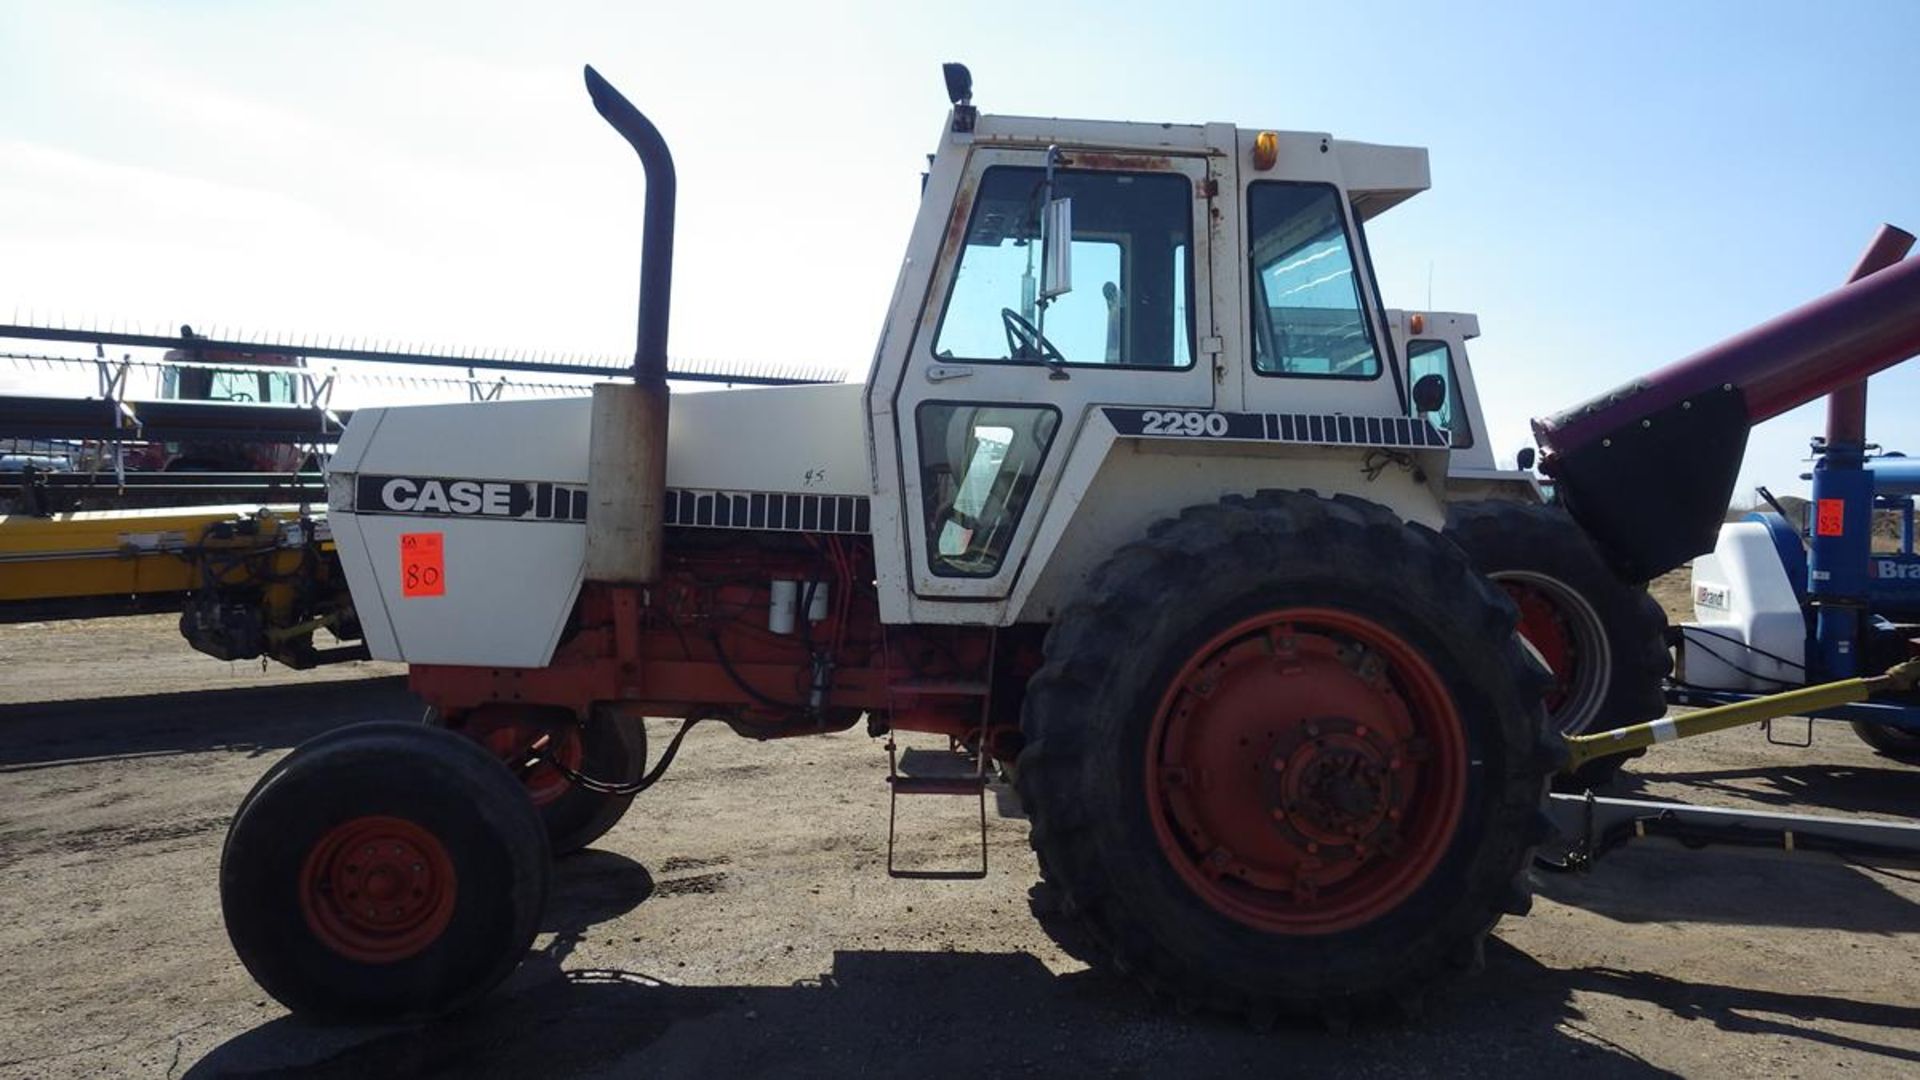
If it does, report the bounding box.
[218,64,1920,1025]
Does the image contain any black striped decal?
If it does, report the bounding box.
[351,474,873,535]
[1103,407,1449,450]
[663,488,872,535]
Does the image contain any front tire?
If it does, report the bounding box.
[1016,491,1555,1023]
[220,722,551,1022]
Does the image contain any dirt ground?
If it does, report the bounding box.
[3,614,1919,1079]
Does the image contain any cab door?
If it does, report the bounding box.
[892,148,1218,605]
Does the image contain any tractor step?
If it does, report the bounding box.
[888,774,988,796]
[883,737,989,880]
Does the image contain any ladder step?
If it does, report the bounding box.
[891,678,990,697]
[888,775,988,796]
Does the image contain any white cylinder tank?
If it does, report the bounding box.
[1679,521,1807,692]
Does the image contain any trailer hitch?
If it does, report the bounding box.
[1544,658,1920,872]
[1539,790,1920,873]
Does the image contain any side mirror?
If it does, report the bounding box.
[1411,372,1447,413]
[1516,446,1537,471]
[1040,197,1073,300]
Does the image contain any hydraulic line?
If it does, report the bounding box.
[517,713,707,797]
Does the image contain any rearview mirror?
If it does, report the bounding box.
[1040,197,1073,300]
[1412,372,1447,414]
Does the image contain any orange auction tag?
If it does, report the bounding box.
[400,532,445,597]
[1816,498,1845,538]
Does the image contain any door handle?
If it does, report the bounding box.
[926,364,974,383]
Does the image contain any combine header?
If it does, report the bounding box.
[211,63,1920,1026]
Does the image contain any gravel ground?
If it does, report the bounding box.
[2,613,1918,1078]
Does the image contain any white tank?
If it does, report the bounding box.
[1679,521,1806,692]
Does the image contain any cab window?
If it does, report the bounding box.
[934,166,1193,368]
[1246,182,1381,378]
[174,368,296,404]
[209,370,296,403]
[917,403,1060,577]
[1406,339,1472,447]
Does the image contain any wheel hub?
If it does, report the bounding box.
[299,815,457,963]
[1147,608,1467,934]
[1268,718,1406,848]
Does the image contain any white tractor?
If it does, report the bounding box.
[1391,310,1670,780]
[220,63,1581,1026]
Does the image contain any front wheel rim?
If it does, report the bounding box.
[299,815,457,963]
[1146,608,1469,935]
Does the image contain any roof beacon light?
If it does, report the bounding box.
[1252,131,1280,171]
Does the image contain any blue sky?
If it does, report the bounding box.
[4,0,1919,498]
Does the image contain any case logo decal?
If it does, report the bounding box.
[356,475,587,522]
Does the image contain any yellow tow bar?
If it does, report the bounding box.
[1563,658,1920,773]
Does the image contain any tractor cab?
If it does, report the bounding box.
[866,75,1441,624]
[1383,308,1542,502]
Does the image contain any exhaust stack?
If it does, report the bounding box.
[1534,230,1920,582]
[581,65,675,585]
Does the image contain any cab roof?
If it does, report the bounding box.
[964,112,1429,221]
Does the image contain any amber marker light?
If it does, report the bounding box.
[1409,313,1426,334]
[1252,131,1279,171]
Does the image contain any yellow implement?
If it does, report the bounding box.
[1,504,296,604]
[0,504,360,667]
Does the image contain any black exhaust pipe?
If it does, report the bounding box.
[584,64,676,388]
[580,65,674,585]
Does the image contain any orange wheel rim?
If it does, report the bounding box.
[299,815,457,963]
[1145,608,1468,934]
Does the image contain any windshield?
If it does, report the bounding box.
[934,165,1193,369]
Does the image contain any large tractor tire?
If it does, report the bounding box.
[1446,500,1671,788]
[1016,491,1557,1024]
[221,722,550,1022]
[1851,720,1920,763]
[431,704,645,855]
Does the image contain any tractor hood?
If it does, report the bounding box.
[324,382,870,666]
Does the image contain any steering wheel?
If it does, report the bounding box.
[1001,308,1066,366]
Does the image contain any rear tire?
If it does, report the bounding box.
[1852,720,1920,763]
[1016,491,1556,1023]
[431,705,646,855]
[220,722,550,1022]
[1445,500,1671,788]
